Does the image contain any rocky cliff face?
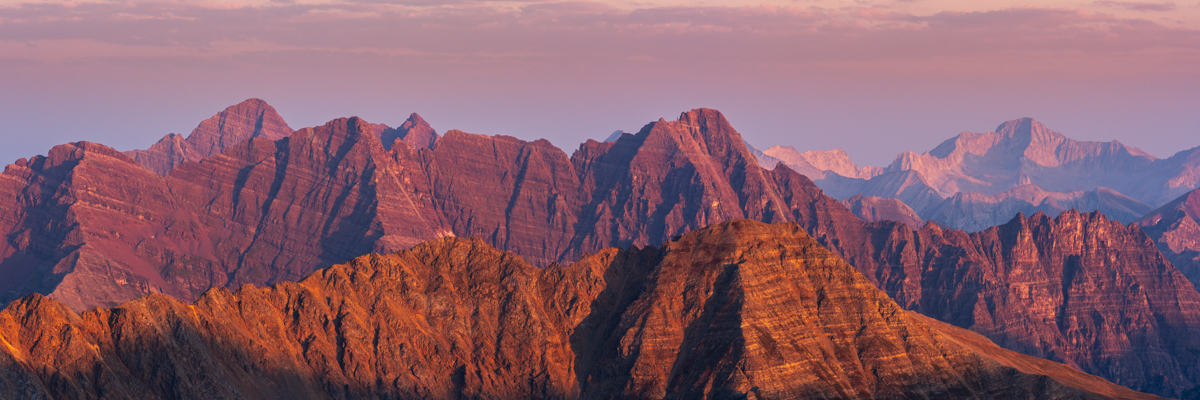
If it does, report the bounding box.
[789,204,1200,397]
[166,116,453,287]
[566,110,793,256]
[416,130,581,267]
[0,141,212,310]
[1140,188,1200,290]
[0,116,453,310]
[126,98,294,175]
[0,221,1160,400]
[0,107,797,309]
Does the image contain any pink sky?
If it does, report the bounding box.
[1,0,1197,166]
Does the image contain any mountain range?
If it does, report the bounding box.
[0,221,1161,400]
[757,118,1200,231]
[2,99,1200,397]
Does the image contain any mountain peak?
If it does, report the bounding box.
[190,98,292,154]
[995,117,1049,136]
[405,112,426,125]
[642,108,756,167]
[126,98,293,175]
[995,117,1066,150]
[677,107,725,123]
[602,130,626,143]
[381,112,439,150]
[229,97,272,110]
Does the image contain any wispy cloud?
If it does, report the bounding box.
[0,0,1195,91]
[2,1,1192,57]
[1093,1,1177,11]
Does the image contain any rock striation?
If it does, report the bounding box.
[0,141,210,310]
[126,98,293,175]
[1139,188,1200,290]
[790,204,1200,397]
[0,221,1161,399]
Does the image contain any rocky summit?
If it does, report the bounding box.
[0,221,1160,400]
[126,98,293,176]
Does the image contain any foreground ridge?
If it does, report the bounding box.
[0,221,1158,399]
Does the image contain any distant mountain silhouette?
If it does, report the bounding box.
[757,117,1199,231]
